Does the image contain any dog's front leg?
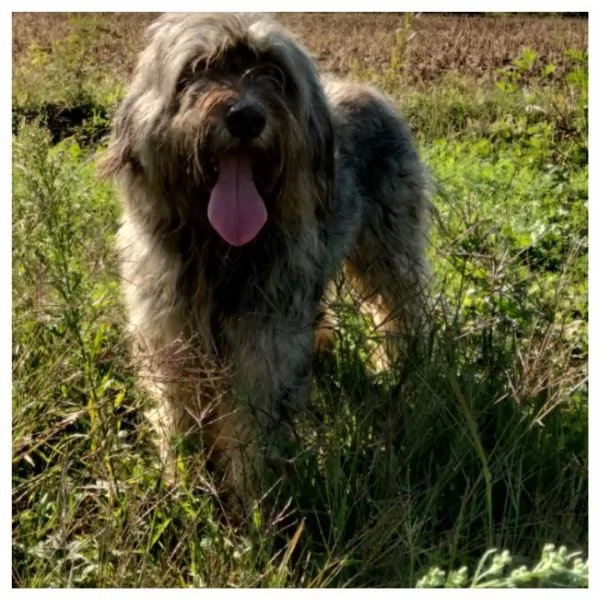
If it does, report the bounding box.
[209,317,315,512]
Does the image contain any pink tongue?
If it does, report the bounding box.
[207,154,268,247]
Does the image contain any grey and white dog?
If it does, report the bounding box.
[101,12,431,513]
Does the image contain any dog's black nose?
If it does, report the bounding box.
[225,101,267,139]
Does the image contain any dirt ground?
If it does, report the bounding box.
[12,12,587,86]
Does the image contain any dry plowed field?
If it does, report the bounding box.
[12,12,587,86]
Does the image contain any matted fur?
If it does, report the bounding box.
[101,13,431,513]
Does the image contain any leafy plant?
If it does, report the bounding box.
[417,545,587,588]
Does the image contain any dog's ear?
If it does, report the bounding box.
[255,23,336,211]
[97,106,134,180]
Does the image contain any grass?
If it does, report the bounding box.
[11,13,588,588]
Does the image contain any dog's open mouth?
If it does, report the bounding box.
[207,152,268,247]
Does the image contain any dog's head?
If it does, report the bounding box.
[102,13,335,247]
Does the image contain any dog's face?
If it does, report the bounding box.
[103,14,335,247]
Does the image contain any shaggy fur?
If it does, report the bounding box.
[101,12,431,512]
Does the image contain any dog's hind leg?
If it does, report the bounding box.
[344,177,431,366]
[327,80,432,366]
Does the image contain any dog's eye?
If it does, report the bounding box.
[176,61,208,96]
[176,76,192,96]
[253,65,286,91]
[176,74,208,97]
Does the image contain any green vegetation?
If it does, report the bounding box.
[12,14,587,588]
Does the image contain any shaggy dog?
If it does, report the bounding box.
[101,13,431,513]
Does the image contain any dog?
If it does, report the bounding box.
[101,12,431,515]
